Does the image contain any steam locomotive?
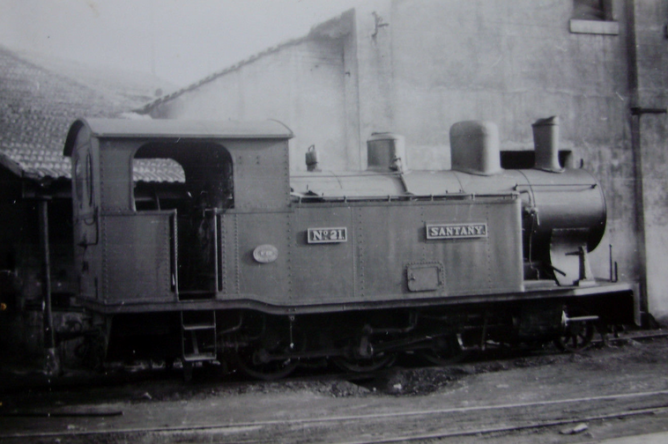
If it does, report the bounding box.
[64,117,636,379]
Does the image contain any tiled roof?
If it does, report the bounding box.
[133,159,185,183]
[16,50,174,108]
[0,46,178,182]
[0,144,71,180]
[0,144,185,183]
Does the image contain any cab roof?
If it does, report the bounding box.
[64,118,293,157]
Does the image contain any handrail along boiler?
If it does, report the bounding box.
[64,117,636,378]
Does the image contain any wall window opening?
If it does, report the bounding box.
[571,0,618,35]
[573,0,611,21]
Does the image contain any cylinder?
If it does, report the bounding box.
[532,116,563,172]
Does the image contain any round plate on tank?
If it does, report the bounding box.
[253,244,279,263]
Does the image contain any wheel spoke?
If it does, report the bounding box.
[554,306,595,352]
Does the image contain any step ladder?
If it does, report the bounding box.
[180,311,217,363]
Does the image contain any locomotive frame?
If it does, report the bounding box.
[63,117,637,378]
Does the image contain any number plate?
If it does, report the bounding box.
[307,227,348,244]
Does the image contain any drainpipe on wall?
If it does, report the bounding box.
[629,110,649,323]
[38,197,60,375]
[625,0,650,324]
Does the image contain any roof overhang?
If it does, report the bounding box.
[0,150,24,177]
[0,146,71,181]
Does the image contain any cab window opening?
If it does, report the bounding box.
[132,142,234,213]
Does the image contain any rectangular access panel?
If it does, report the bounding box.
[101,211,176,304]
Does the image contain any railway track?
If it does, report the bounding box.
[3,389,668,443]
[1,330,666,443]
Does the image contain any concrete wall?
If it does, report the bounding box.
[149,34,349,171]
[390,0,629,165]
[630,0,668,322]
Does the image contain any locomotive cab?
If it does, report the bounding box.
[64,118,293,308]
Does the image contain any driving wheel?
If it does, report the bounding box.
[419,334,466,365]
[234,347,298,380]
[554,307,595,352]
